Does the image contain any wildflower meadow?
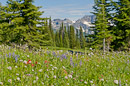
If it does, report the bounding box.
[0,45,130,86]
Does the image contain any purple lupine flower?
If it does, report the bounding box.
[12,52,15,57]
[9,53,11,58]
[53,52,56,57]
[6,54,8,58]
[80,60,82,67]
[15,55,18,63]
[127,60,129,64]
[70,57,74,67]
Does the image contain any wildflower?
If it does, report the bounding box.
[114,80,118,84]
[62,66,66,69]
[15,66,18,68]
[8,79,12,83]
[64,69,68,74]
[65,76,68,79]
[17,77,20,81]
[19,60,23,62]
[31,64,34,67]
[15,55,18,63]
[39,69,43,72]
[84,81,87,84]
[80,79,83,82]
[7,66,12,70]
[28,60,31,64]
[23,60,27,64]
[67,83,69,85]
[52,68,54,70]
[33,80,36,83]
[24,66,27,68]
[53,67,57,69]
[68,75,72,78]
[36,76,39,80]
[41,82,44,85]
[90,81,93,83]
[32,69,34,71]
[101,79,104,81]
[53,75,56,79]
[27,55,29,57]
[16,73,19,76]
[44,60,48,63]
[0,82,3,85]
[35,61,38,64]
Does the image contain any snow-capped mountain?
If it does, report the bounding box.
[52,15,96,35]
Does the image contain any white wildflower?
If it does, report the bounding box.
[7,66,12,70]
[53,75,56,79]
[41,82,44,85]
[52,68,54,70]
[50,64,53,66]
[36,76,39,80]
[19,60,23,62]
[27,55,29,57]
[67,83,69,85]
[8,79,12,83]
[15,66,18,68]
[23,60,27,64]
[101,78,104,81]
[39,69,43,72]
[33,80,36,83]
[68,75,72,78]
[53,67,57,69]
[17,77,20,81]
[65,76,68,79]
[16,73,19,76]
[0,82,3,85]
[84,81,87,84]
[62,66,66,69]
[32,69,34,71]
[24,66,27,68]
[90,81,93,83]
[114,80,118,84]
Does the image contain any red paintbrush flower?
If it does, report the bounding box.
[28,60,31,64]
[35,61,38,64]
[44,60,48,63]
[31,64,34,67]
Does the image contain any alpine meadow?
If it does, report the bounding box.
[0,0,130,86]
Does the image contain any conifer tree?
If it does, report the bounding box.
[63,26,70,48]
[91,0,111,52]
[49,17,55,46]
[55,30,60,47]
[111,0,130,50]
[76,29,81,49]
[69,25,76,49]
[2,0,51,48]
[80,26,85,49]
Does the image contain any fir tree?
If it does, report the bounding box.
[91,0,112,52]
[69,25,76,49]
[75,29,81,49]
[111,0,130,50]
[63,26,70,48]
[80,26,85,49]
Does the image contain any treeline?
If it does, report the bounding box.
[89,0,130,51]
[52,22,86,49]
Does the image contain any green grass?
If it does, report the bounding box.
[0,45,129,86]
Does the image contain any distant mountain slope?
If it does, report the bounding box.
[52,15,96,35]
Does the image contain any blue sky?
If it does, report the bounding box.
[0,0,94,20]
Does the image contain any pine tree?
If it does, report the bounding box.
[3,0,51,48]
[59,22,64,47]
[69,25,76,49]
[55,30,60,47]
[49,17,55,46]
[63,26,70,48]
[75,29,81,49]
[111,0,130,50]
[91,0,112,52]
[80,26,85,49]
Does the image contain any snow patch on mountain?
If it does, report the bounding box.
[83,21,93,27]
